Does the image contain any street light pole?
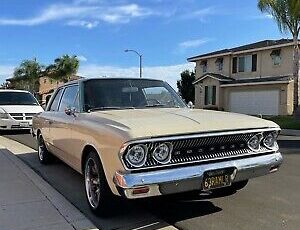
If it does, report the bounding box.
[125,49,142,78]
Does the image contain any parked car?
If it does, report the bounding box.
[0,89,44,130]
[32,78,282,215]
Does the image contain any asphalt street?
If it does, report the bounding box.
[1,130,300,230]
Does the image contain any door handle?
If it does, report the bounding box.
[46,119,53,125]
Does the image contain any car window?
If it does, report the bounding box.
[143,87,174,106]
[49,89,63,111]
[58,85,79,112]
[0,92,38,105]
[83,79,186,111]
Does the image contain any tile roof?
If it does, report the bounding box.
[221,75,292,85]
[193,73,292,85]
[188,39,296,61]
[193,73,234,84]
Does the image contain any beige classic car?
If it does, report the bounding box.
[32,78,282,215]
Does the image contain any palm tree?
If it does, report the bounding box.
[258,0,300,113]
[46,55,79,82]
[13,59,43,93]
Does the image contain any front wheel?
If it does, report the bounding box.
[84,151,115,216]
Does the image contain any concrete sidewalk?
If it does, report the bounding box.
[0,138,98,230]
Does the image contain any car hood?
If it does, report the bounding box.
[90,108,279,139]
[0,105,44,114]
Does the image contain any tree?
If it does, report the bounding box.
[12,59,43,93]
[0,82,9,89]
[177,70,195,103]
[46,55,79,82]
[258,0,300,113]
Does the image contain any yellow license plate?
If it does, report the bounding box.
[202,169,233,190]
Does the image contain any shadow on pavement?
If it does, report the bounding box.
[137,196,222,224]
[278,140,300,153]
[14,150,224,230]
[0,129,31,135]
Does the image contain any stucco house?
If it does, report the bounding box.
[39,75,82,105]
[188,39,300,116]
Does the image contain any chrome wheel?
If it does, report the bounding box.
[85,158,101,209]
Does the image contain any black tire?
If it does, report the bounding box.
[84,151,115,216]
[37,133,52,164]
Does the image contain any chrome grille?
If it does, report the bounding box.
[122,131,274,170]
[9,113,36,121]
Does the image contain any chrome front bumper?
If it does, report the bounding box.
[0,119,32,130]
[114,152,283,199]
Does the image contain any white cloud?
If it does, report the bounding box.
[249,14,273,20]
[74,0,102,5]
[67,20,99,29]
[0,65,15,83]
[0,3,153,27]
[77,55,88,62]
[78,63,195,90]
[0,63,195,90]
[180,7,216,21]
[179,38,211,49]
[0,5,97,26]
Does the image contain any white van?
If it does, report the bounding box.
[0,89,44,130]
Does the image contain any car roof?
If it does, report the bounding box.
[0,89,31,93]
[60,77,165,87]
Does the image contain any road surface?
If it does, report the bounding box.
[2,130,300,230]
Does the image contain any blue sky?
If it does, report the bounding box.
[0,0,289,88]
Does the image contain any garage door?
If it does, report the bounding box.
[229,90,279,115]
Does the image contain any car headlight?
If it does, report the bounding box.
[125,144,147,167]
[0,108,9,119]
[248,134,262,151]
[263,132,278,150]
[152,142,173,164]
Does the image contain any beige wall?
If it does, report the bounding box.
[194,45,294,80]
[194,77,221,109]
[231,46,294,79]
[39,77,63,94]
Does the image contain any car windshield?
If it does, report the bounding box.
[0,91,39,105]
[83,79,186,111]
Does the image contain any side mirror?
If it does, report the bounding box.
[65,107,76,116]
[187,101,194,109]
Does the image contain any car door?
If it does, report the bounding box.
[42,88,63,147]
[49,84,79,164]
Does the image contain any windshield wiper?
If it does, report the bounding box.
[88,106,135,112]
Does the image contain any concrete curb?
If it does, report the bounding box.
[0,136,98,230]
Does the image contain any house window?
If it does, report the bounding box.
[200,60,208,73]
[236,54,257,73]
[232,57,237,73]
[43,78,47,84]
[215,57,223,71]
[204,85,216,105]
[270,49,281,65]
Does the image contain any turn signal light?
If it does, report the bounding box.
[132,186,150,195]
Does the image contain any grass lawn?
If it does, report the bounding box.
[264,116,300,130]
